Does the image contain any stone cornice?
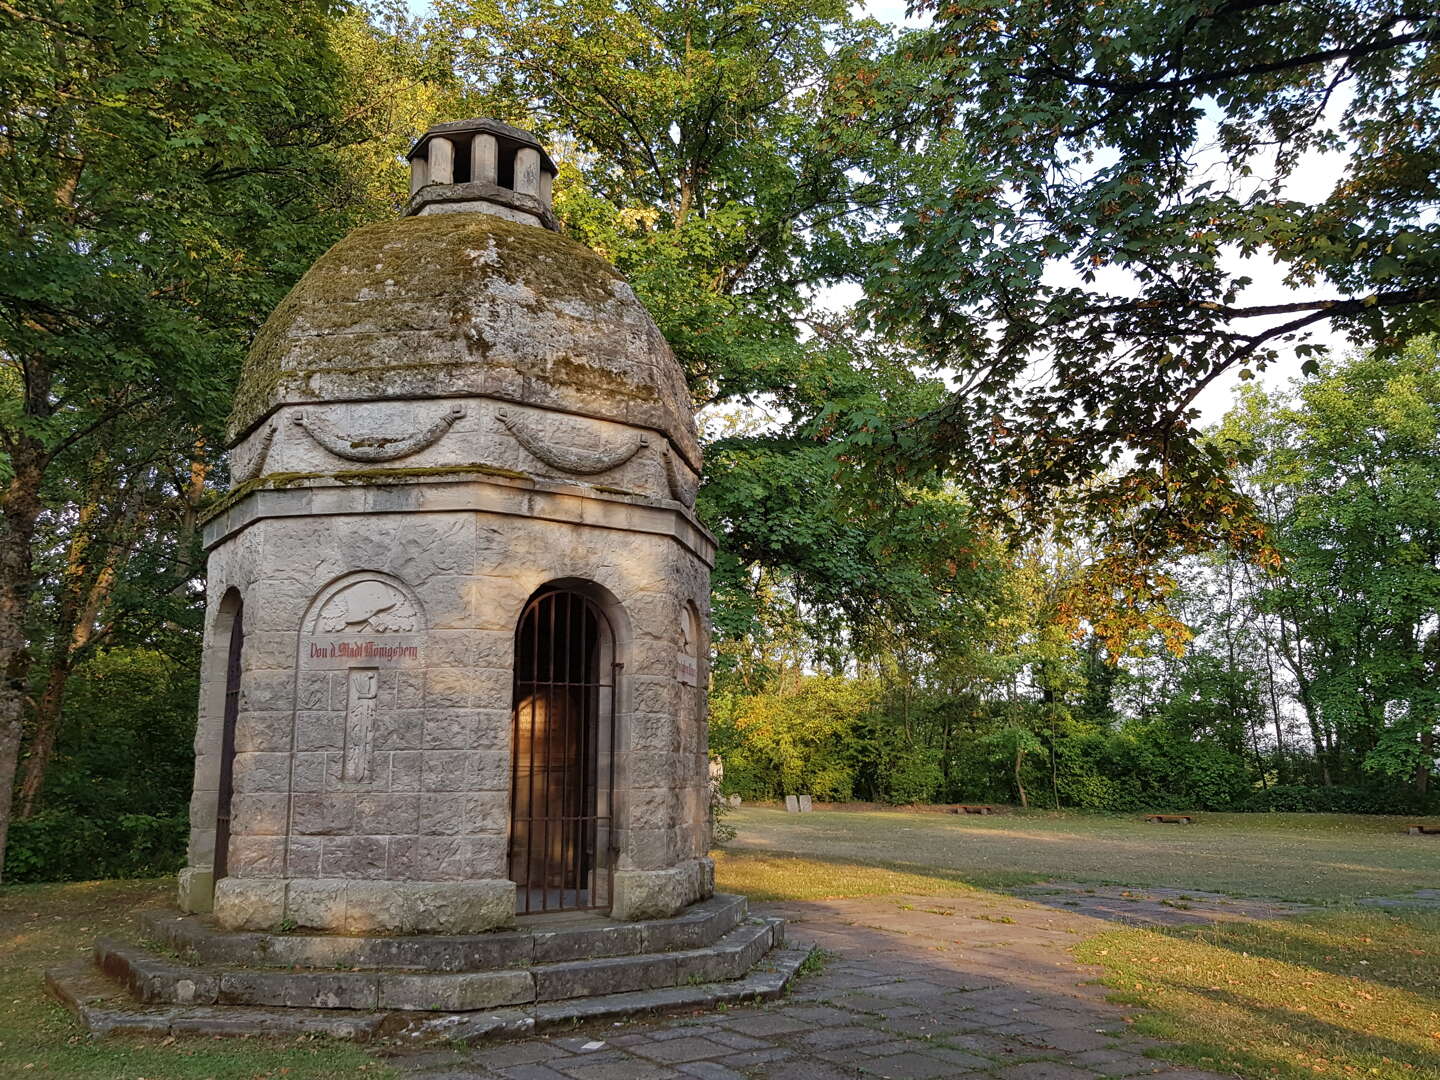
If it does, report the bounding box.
[201,467,717,566]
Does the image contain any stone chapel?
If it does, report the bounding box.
[47,119,803,1039]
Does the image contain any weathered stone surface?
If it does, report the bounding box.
[412,880,517,932]
[213,878,286,930]
[533,952,680,1002]
[228,215,700,472]
[613,862,705,922]
[176,867,214,914]
[182,125,720,951]
[378,970,535,1011]
[143,894,749,975]
[287,879,347,929]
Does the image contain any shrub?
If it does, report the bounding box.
[4,647,196,882]
[5,810,187,883]
[1236,784,1440,815]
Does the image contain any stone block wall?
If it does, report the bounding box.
[184,472,713,933]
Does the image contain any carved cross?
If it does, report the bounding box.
[343,669,378,783]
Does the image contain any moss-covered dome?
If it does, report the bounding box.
[231,213,699,468]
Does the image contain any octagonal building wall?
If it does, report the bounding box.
[183,484,714,933]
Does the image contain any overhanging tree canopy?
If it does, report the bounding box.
[861,0,1440,569]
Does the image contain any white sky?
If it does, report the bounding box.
[409,0,1349,424]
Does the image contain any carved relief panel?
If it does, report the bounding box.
[299,578,425,777]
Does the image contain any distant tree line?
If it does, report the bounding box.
[712,341,1440,814]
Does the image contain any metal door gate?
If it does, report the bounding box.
[509,588,617,914]
[214,600,244,882]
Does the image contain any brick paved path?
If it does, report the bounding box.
[389,885,1306,1080]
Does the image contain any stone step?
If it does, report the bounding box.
[139,892,748,971]
[95,917,783,1012]
[47,943,815,1043]
[45,961,386,1040]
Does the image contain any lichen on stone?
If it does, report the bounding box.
[229,214,676,436]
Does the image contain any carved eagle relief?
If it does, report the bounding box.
[317,579,418,634]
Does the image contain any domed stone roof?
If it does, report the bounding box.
[229,212,700,470]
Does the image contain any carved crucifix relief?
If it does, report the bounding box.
[343,668,379,782]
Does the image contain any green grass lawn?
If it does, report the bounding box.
[1076,911,1440,1080]
[4,808,1436,1080]
[722,804,1440,903]
[0,878,395,1080]
[716,805,1440,1080]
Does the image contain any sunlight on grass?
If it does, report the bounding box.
[1075,910,1440,1080]
[0,879,394,1080]
[713,849,1039,900]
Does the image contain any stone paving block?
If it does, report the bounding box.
[471,1041,573,1068]
[719,1047,795,1066]
[860,1051,973,1079]
[676,1061,749,1080]
[607,1033,655,1047]
[828,992,904,1013]
[1021,1026,1121,1053]
[499,1066,576,1080]
[650,1024,721,1040]
[996,1063,1106,1080]
[779,1004,866,1024]
[1066,1049,1162,1076]
[549,1036,620,1053]
[753,1064,861,1080]
[704,1029,770,1050]
[918,1045,993,1069]
[632,1036,738,1063]
[559,1060,679,1080]
[718,1012,812,1036]
[798,1027,893,1051]
[851,1040,917,1058]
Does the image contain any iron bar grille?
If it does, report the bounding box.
[214,600,244,882]
[509,588,617,914]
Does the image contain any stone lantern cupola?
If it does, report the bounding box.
[406,118,560,229]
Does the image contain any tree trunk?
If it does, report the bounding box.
[15,515,125,819]
[1014,747,1028,809]
[1417,728,1434,796]
[0,444,47,881]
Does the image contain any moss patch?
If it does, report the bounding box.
[330,463,532,484]
[229,213,631,440]
[201,463,541,524]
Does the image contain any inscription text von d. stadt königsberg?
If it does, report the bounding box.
[307,641,420,661]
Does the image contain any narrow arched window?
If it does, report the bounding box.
[213,591,244,882]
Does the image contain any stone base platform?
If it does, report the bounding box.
[45,894,811,1043]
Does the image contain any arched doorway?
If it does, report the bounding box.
[213,594,244,883]
[509,587,617,914]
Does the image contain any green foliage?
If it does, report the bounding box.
[4,649,196,882]
[1223,340,1440,791]
[4,811,186,884]
[0,0,469,874]
[711,676,879,801]
[434,0,978,660]
[1235,785,1438,816]
[859,0,1440,588]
